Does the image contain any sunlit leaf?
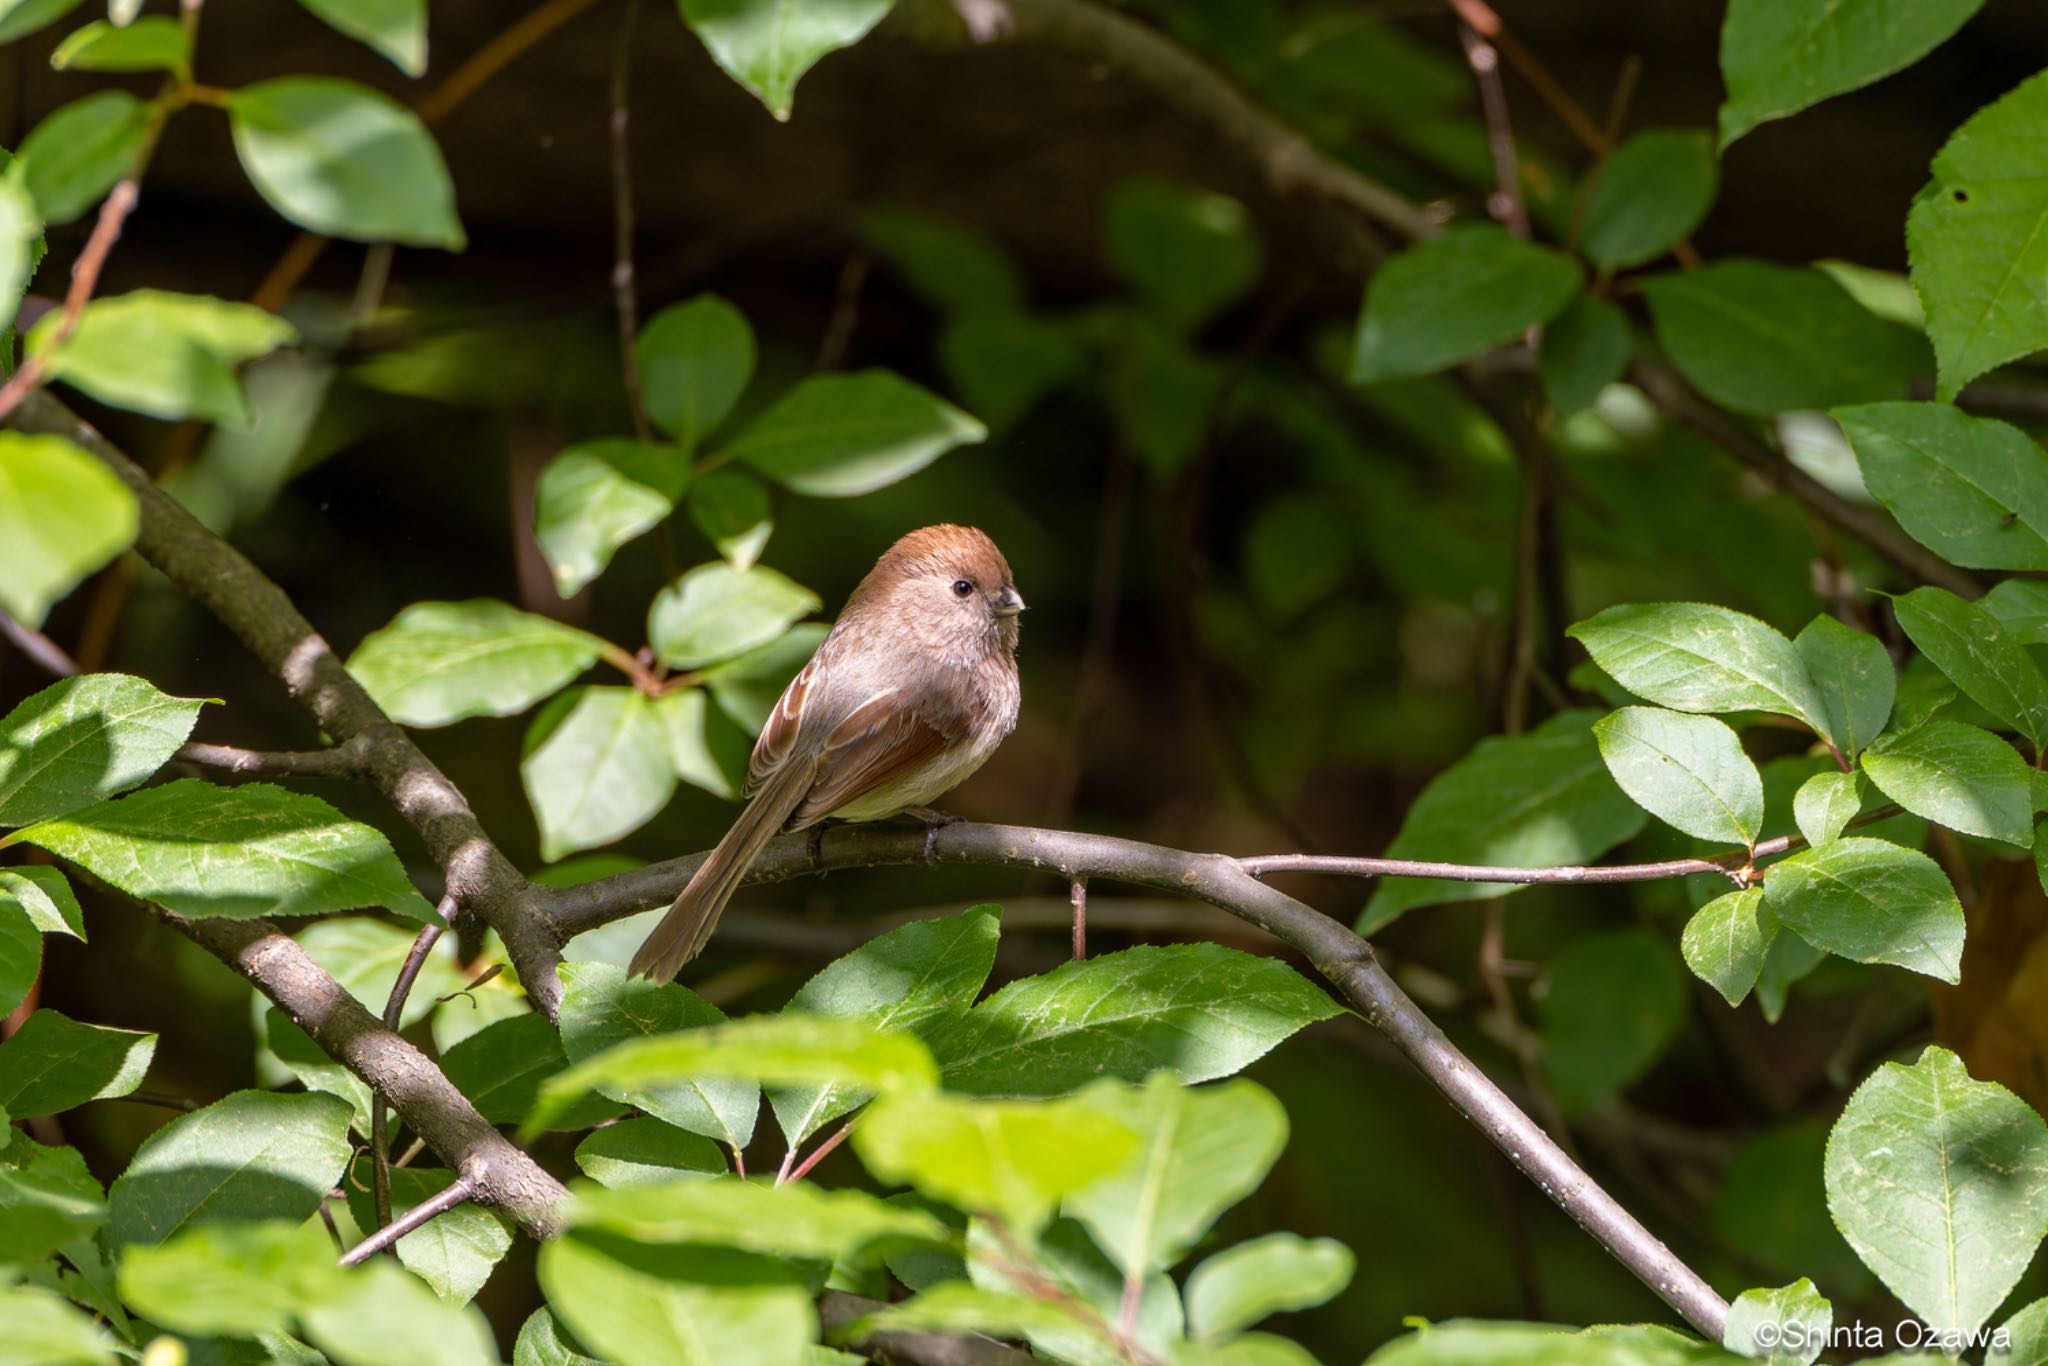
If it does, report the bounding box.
[647,561,819,670]
[29,289,295,425]
[349,599,606,727]
[730,370,986,497]
[1593,706,1763,846]
[106,1090,353,1245]
[0,672,204,825]
[0,432,137,627]
[0,1009,154,1118]
[1763,837,1964,981]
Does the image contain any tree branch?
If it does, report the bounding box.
[0,608,81,678]
[176,739,372,779]
[341,1171,476,1267]
[536,820,1730,1339]
[371,912,451,1232]
[10,391,567,1018]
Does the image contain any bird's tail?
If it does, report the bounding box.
[628,762,814,983]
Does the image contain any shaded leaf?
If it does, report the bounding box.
[686,469,774,570]
[1536,928,1687,1114]
[0,672,205,826]
[1104,179,1259,330]
[1792,769,1862,848]
[50,16,189,73]
[538,1229,815,1366]
[1538,293,1630,419]
[344,1167,512,1305]
[1579,129,1717,270]
[1723,1279,1831,1366]
[1793,615,1894,758]
[677,0,893,121]
[1837,402,2048,571]
[566,1174,949,1263]
[0,867,82,939]
[573,1117,726,1189]
[1184,1233,1355,1341]
[1352,224,1580,380]
[29,289,295,426]
[107,1090,353,1245]
[521,687,676,862]
[15,90,147,224]
[553,962,758,1148]
[0,1009,154,1117]
[637,295,755,448]
[1892,586,2048,746]
[295,0,425,75]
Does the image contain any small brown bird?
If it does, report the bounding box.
[629,524,1025,982]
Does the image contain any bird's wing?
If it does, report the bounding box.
[744,653,820,797]
[784,689,960,828]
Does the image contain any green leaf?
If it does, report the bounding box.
[535,441,691,597]
[0,1285,117,1365]
[228,77,463,248]
[344,1167,512,1305]
[50,17,189,73]
[566,1174,949,1263]
[677,0,893,121]
[652,687,749,800]
[1793,615,1894,758]
[29,289,296,425]
[686,469,773,570]
[845,1283,1101,1354]
[963,1216,1182,1366]
[1891,585,2048,746]
[1593,706,1764,846]
[1723,1279,1831,1366]
[300,1256,499,1366]
[1792,769,1862,848]
[1762,837,1964,982]
[348,599,606,727]
[636,295,755,448]
[0,1138,105,1265]
[0,1009,154,1117]
[515,1308,602,1366]
[573,1118,727,1189]
[1536,928,1687,1115]
[0,169,38,339]
[1680,887,1779,1008]
[1537,293,1630,419]
[864,209,1022,316]
[1827,1046,2048,1339]
[1908,69,2048,398]
[0,0,86,42]
[1351,224,1580,381]
[647,561,819,670]
[539,1230,814,1366]
[1836,402,2048,570]
[553,962,758,1148]
[266,1008,374,1137]
[1568,601,1827,729]
[1184,1233,1355,1341]
[769,904,1001,1148]
[0,907,38,1017]
[0,431,138,627]
[1718,0,1982,146]
[701,623,825,733]
[941,310,1083,431]
[0,673,206,825]
[117,1219,336,1337]
[1861,720,2032,845]
[1579,128,1717,270]
[1112,312,1221,478]
[853,1089,1137,1234]
[2003,1299,2048,1366]
[1104,179,1259,330]
[439,1012,616,1129]
[1242,494,1353,621]
[521,687,677,862]
[294,0,426,75]
[107,1090,353,1245]
[15,90,147,224]
[1066,1074,1286,1277]
[730,370,986,497]
[926,943,1340,1096]
[19,779,436,921]
[1361,712,1647,929]
[537,1008,932,1135]
[1985,580,2048,645]
[0,868,81,940]
[296,916,467,1030]
[1641,261,1921,416]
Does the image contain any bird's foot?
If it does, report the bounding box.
[901,806,959,863]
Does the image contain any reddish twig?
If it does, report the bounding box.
[341,1172,475,1267]
[0,609,81,677]
[1070,878,1087,961]
[778,1118,855,1186]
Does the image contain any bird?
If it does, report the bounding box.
[628,524,1025,982]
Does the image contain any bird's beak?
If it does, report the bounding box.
[993,586,1026,617]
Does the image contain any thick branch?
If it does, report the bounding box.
[9,392,565,1018]
[537,821,1729,1339]
[165,911,564,1237]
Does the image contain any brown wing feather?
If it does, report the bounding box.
[786,691,959,828]
[744,654,817,797]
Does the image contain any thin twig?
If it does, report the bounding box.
[1070,878,1087,961]
[111,1089,199,1112]
[813,249,872,372]
[1456,20,1528,237]
[340,1173,475,1267]
[779,1118,855,1186]
[371,908,452,1234]
[0,609,81,677]
[607,0,652,441]
[176,738,371,779]
[0,180,141,422]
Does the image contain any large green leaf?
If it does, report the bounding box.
[846,1283,1103,1357]
[554,962,757,1149]
[106,1090,354,1245]
[0,1137,105,1265]
[1568,602,1826,728]
[1985,580,2048,645]
[295,0,425,75]
[1104,179,1259,331]
[926,943,1340,1096]
[0,1009,154,1118]
[1536,928,1687,1114]
[540,1230,813,1366]
[1065,1074,1286,1278]
[652,687,749,800]
[769,904,1000,1148]
[637,295,756,448]
[565,1174,948,1263]
[573,1118,726,1190]
[16,779,437,921]
[1891,586,2048,746]
[1680,887,1778,1008]
[1184,1233,1356,1341]
[1718,0,1983,146]
[1593,706,1763,846]
[348,599,606,727]
[1792,615,1894,759]
[1762,837,1964,982]
[228,77,463,248]
[729,370,986,497]
[118,1220,338,1338]
[1360,711,1647,928]
[1579,128,1717,271]
[1351,224,1580,381]
[1907,69,2048,398]
[1641,261,1920,416]
[14,89,148,224]
[1861,721,2032,845]
[647,561,819,670]
[677,0,894,121]
[29,289,295,425]
[344,1167,512,1306]
[516,1309,603,1366]
[521,687,677,862]
[0,673,205,826]
[535,441,691,597]
[1836,402,2048,570]
[0,431,138,627]
[853,1089,1137,1234]
[1826,1047,2048,1339]
[302,1257,500,1366]
[0,170,37,340]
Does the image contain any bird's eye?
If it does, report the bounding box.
[951,579,974,598]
